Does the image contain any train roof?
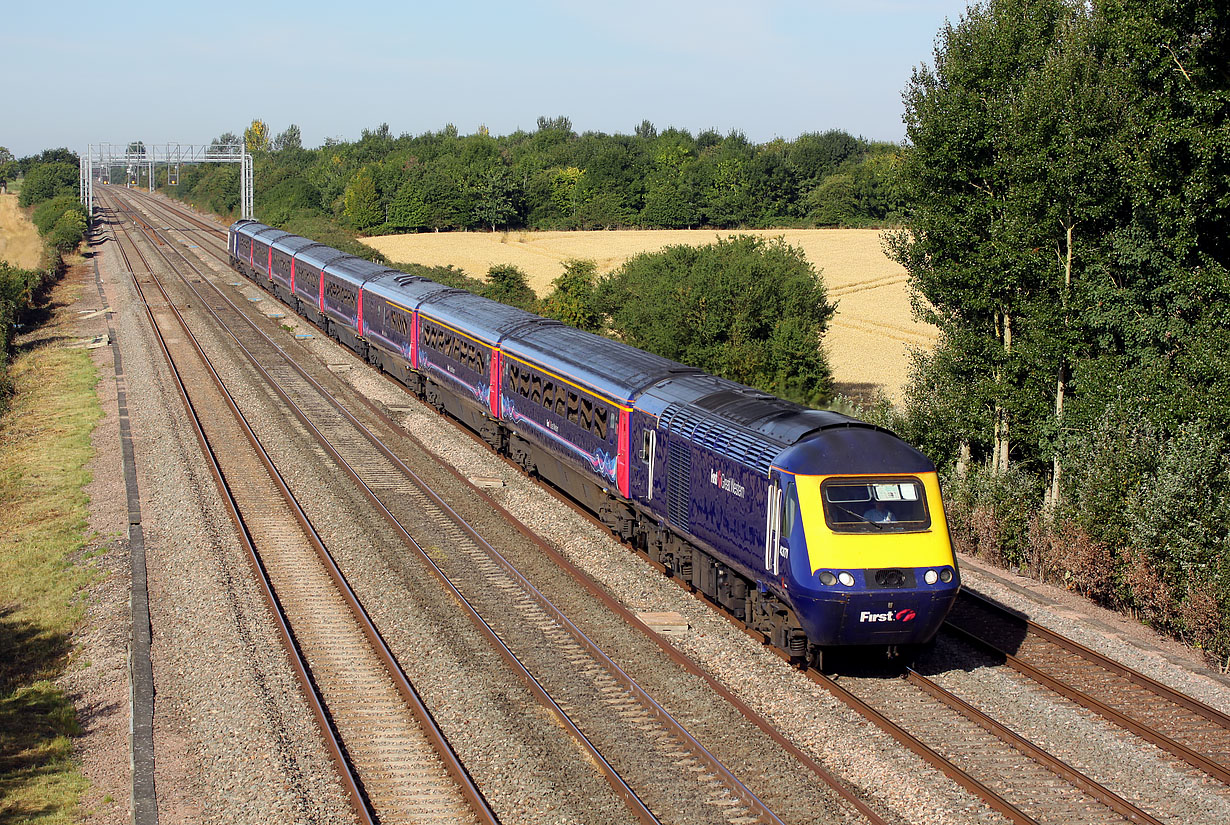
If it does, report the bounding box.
[502,324,697,405]
[252,227,292,246]
[323,256,399,286]
[294,244,352,270]
[269,234,318,255]
[229,219,265,236]
[635,373,923,476]
[362,272,458,309]
[418,290,548,346]
[775,426,934,477]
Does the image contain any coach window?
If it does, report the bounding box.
[554,391,567,417]
[579,397,594,430]
[594,406,609,440]
[566,391,579,424]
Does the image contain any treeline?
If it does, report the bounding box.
[171,120,902,232]
[0,146,86,408]
[882,0,1230,665]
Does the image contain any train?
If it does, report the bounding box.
[229,219,961,667]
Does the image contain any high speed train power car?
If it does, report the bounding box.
[230,219,961,666]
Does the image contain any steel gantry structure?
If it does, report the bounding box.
[79,142,253,219]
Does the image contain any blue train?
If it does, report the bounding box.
[230,220,961,666]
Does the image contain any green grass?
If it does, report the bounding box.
[0,338,101,823]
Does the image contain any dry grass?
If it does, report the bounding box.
[364,228,935,401]
[0,279,100,822]
[0,194,44,271]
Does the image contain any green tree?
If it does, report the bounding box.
[483,264,537,310]
[343,167,382,231]
[272,124,302,151]
[48,210,86,251]
[888,0,1072,475]
[470,167,518,231]
[541,259,602,331]
[597,236,835,404]
[18,161,79,206]
[0,147,16,188]
[806,173,857,226]
[386,179,431,231]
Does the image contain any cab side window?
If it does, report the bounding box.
[781,481,798,539]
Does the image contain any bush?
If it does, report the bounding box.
[31,196,85,236]
[541,259,601,332]
[596,235,835,405]
[482,264,537,311]
[18,162,78,207]
[47,211,86,252]
[941,466,1046,571]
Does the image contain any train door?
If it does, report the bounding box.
[640,428,657,500]
[763,474,794,578]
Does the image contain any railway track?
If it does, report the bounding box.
[104,187,873,825]
[814,664,1168,825]
[945,590,1230,784]
[110,187,1230,825]
[99,189,494,825]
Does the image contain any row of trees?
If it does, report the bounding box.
[1,148,85,408]
[172,120,903,233]
[886,0,1230,663]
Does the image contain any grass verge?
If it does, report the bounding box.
[0,331,101,823]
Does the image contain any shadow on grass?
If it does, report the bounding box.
[0,607,84,823]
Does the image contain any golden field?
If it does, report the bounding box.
[0,194,44,270]
[364,228,936,402]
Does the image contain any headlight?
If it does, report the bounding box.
[838,571,855,587]
[924,569,939,585]
[819,571,837,586]
[940,568,954,583]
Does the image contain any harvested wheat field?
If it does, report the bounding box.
[0,194,44,271]
[364,228,937,402]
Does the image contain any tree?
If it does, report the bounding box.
[640,180,698,228]
[245,119,270,153]
[597,236,835,404]
[470,167,518,231]
[343,167,382,231]
[483,264,537,310]
[806,173,857,226]
[272,124,302,151]
[18,162,79,206]
[890,0,1230,658]
[386,179,431,231]
[536,115,573,135]
[888,0,1072,475]
[0,147,16,188]
[541,259,602,331]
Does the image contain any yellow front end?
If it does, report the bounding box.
[795,472,955,572]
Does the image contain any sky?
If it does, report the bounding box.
[4,0,972,158]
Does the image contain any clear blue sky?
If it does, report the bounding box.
[4,0,971,158]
